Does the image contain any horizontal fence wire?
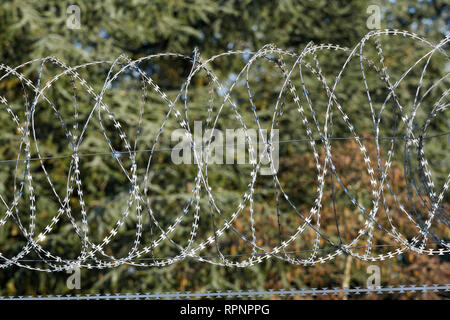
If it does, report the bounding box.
[1,243,446,263]
[0,284,449,300]
[0,131,448,164]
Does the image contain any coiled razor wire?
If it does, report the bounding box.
[0,29,448,272]
[0,284,449,300]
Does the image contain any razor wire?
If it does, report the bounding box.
[0,29,448,272]
[1,284,449,300]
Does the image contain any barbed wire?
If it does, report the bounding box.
[1,284,449,300]
[0,29,448,272]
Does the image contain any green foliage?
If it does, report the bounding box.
[0,0,448,299]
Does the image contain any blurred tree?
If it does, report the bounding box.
[0,0,448,299]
